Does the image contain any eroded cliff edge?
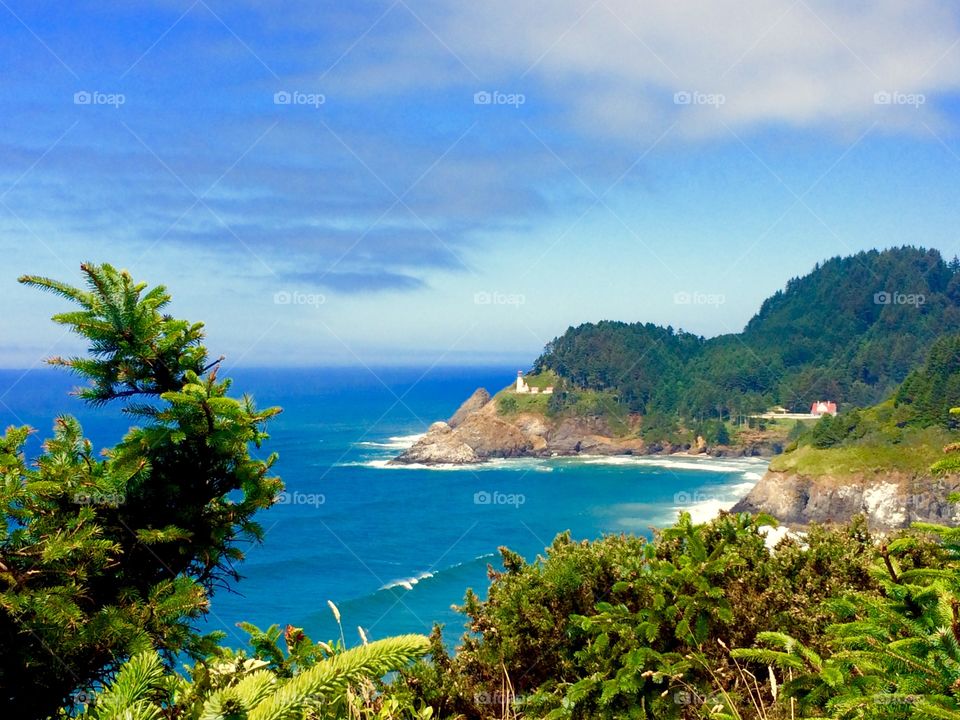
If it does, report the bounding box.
[732,469,960,529]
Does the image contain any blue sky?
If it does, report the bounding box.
[2,0,960,368]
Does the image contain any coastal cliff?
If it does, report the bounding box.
[390,384,778,465]
[732,424,960,529]
[732,468,960,529]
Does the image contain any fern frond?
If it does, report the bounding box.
[248,634,429,720]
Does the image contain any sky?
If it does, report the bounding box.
[2,0,960,368]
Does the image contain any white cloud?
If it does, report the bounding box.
[328,0,960,140]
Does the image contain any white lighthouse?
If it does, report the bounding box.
[516,370,528,393]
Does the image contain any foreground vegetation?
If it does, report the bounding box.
[0,265,428,718]
[6,262,960,719]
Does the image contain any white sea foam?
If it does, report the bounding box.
[341,457,553,472]
[380,570,435,591]
[577,454,767,475]
[378,553,497,593]
[341,459,479,471]
[759,525,806,552]
[346,452,766,477]
[356,433,424,450]
[670,479,764,525]
[684,498,736,524]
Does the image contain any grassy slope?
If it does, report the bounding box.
[493,372,632,433]
[492,372,551,415]
[492,374,800,444]
[769,426,951,477]
[494,389,551,415]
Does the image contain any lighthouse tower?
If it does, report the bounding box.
[515,371,528,393]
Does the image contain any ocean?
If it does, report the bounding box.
[0,366,767,649]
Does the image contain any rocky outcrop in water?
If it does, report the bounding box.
[391,422,480,465]
[390,387,649,464]
[391,397,536,464]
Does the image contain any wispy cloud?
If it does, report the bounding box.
[1,0,959,366]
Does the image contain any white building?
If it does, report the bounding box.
[515,371,553,394]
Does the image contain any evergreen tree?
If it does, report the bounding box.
[0,264,281,718]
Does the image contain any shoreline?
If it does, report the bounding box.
[352,446,769,528]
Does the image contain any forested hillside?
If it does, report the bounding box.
[788,333,960,455]
[536,247,960,418]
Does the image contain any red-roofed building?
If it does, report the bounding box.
[810,400,838,416]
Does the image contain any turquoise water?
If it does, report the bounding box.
[0,366,767,648]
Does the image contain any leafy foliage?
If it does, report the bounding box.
[392,514,882,719]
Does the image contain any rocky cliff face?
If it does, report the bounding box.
[391,386,781,466]
[392,388,541,464]
[732,469,960,529]
[448,388,491,428]
[391,387,648,465]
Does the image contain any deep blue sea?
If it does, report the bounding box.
[0,366,767,649]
